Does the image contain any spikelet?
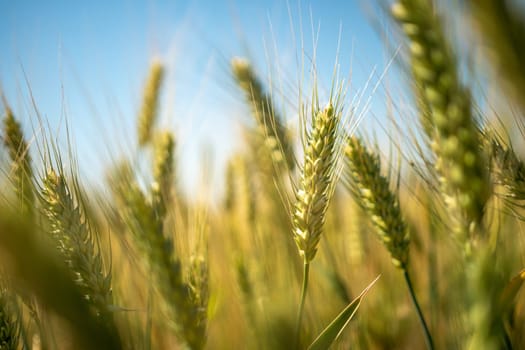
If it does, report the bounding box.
[344,136,410,269]
[2,105,33,214]
[231,57,295,172]
[292,103,340,262]
[152,131,175,217]
[138,61,164,147]
[392,0,490,243]
[39,169,116,330]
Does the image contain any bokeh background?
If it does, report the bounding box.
[0,0,388,197]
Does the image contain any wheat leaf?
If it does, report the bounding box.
[308,275,380,350]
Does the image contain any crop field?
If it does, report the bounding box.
[1,0,525,349]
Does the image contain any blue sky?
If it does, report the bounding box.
[0,0,393,197]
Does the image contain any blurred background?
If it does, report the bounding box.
[0,0,388,198]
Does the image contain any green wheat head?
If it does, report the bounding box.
[2,105,34,214]
[138,61,164,147]
[231,57,295,173]
[344,136,410,269]
[392,0,490,244]
[39,169,115,325]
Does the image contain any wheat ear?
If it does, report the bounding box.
[292,103,340,262]
[344,136,409,269]
[392,0,490,244]
[291,102,341,346]
[231,57,295,172]
[39,170,116,330]
[2,105,34,214]
[138,61,164,147]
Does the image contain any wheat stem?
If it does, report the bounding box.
[404,270,435,350]
[294,261,310,348]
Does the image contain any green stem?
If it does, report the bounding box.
[294,261,310,348]
[428,226,438,332]
[403,269,435,350]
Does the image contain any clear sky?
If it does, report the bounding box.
[0,0,393,198]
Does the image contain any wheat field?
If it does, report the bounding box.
[1,0,525,349]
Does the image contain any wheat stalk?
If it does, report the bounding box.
[344,135,434,349]
[291,101,342,345]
